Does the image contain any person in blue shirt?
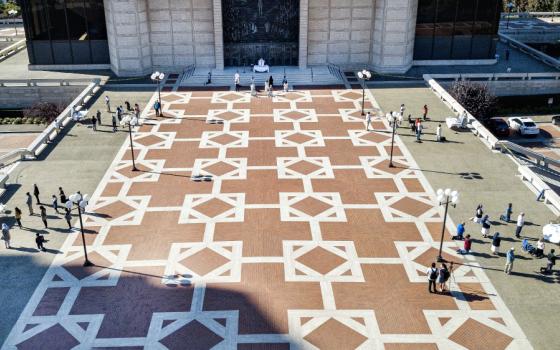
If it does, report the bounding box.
[505,247,515,274]
[500,203,513,222]
[452,222,466,240]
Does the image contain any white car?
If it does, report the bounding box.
[507,117,540,136]
[543,224,560,244]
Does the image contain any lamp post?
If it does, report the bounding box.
[120,114,139,171]
[151,71,165,103]
[388,111,398,168]
[357,69,372,116]
[66,192,93,267]
[8,9,18,37]
[506,2,515,29]
[436,188,459,262]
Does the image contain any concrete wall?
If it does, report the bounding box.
[440,80,560,97]
[307,0,375,66]
[0,86,86,109]
[371,0,417,73]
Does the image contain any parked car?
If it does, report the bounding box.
[507,117,540,136]
[552,115,560,126]
[484,117,510,138]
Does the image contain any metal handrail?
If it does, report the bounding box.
[499,33,560,71]
[0,39,25,62]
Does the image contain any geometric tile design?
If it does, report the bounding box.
[2,89,532,350]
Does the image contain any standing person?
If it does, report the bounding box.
[500,203,513,222]
[91,114,97,131]
[268,75,274,88]
[26,192,34,215]
[64,209,72,229]
[453,222,465,240]
[117,105,123,121]
[473,204,483,223]
[408,114,415,133]
[134,103,140,119]
[33,184,41,204]
[112,114,117,132]
[1,223,11,249]
[234,71,241,92]
[40,205,48,228]
[14,207,22,228]
[427,262,438,293]
[153,100,161,117]
[423,104,429,120]
[458,234,472,254]
[437,263,449,293]
[283,80,289,92]
[59,187,67,204]
[35,233,47,252]
[540,249,556,274]
[365,112,372,131]
[205,71,212,85]
[399,104,406,117]
[535,239,545,258]
[52,195,59,214]
[505,247,515,274]
[268,83,273,98]
[125,101,131,111]
[481,215,491,238]
[105,95,111,112]
[96,110,102,126]
[515,212,525,238]
[436,124,442,142]
[491,232,502,255]
[415,119,423,143]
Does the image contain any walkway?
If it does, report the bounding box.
[371,86,560,350]
[2,88,530,349]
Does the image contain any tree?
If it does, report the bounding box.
[23,102,64,124]
[0,1,21,17]
[449,81,497,123]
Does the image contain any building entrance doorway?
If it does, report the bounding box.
[222,0,299,67]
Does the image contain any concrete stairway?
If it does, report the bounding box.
[180,66,344,89]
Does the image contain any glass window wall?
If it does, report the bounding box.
[19,0,109,65]
[414,0,503,60]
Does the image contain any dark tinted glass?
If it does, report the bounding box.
[414,0,503,60]
[20,0,109,65]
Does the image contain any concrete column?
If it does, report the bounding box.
[299,0,309,69]
[104,0,152,76]
[371,0,417,74]
[212,0,224,70]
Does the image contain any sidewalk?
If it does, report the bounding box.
[371,86,560,350]
[0,88,154,342]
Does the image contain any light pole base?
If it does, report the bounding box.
[132,167,139,172]
[436,256,446,263]
[83,260,94,267]
[389,162,395,168]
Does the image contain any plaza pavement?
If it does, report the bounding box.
[371,86,560,350]
[0,87,532,349]
[0,88,153,343]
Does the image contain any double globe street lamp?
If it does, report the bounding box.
[357,69,372,116]
[120,114,139,171]
[436,188,459,262]
[151,71,165,104]
[66,192,92,266]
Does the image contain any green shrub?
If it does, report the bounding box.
[13,117,22,124]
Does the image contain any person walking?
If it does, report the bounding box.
[437,263,449,293]
[540,249,556,274]
[423,104,429,120]
[515,212,525,238]
[234,71,241,92]
[399,104,406,117]
[473,204,483,223]
[481,215,491,238]
[491,232,502,255]
[112,114,117,132]
[105,95,111,112]
[35,233,47,252]
[64,209,72,229]
[59,187,67,204]
[51,195,59,214]
[134,103,140,119]
[40,205,48,228]
[1,223,11,249]
[436,124,442,142]
[500,203,513,222]
[427,262,438,293]
[26,192,34,215]
[125,101,131,111]
[33,184,41,204]
[365,112,372,131]
[91,114,97,131]
[505,247,515,274]
[415,119,423,143]
[14,207,22,228]
[117,105,123,121]
[458,234,472,255]
[96,110,102,126]
[268,75,274,88]
[153,100,161,117]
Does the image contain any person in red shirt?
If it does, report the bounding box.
[457,234,472,255]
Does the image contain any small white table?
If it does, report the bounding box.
[543,224,560,244]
